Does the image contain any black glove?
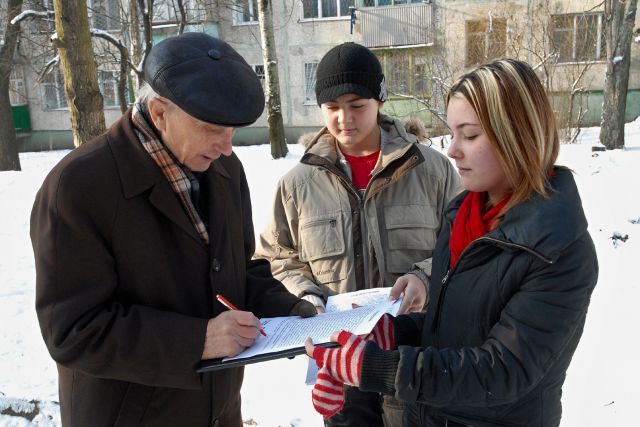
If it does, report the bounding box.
[289,299,317,318]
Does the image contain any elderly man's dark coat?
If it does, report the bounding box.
[30,111,302,426]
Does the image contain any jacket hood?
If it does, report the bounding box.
[447,167,588,263]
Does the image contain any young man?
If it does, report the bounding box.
[256,42,460,426]
[30,33,315,427]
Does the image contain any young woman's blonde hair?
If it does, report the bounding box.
[446,58,560,219]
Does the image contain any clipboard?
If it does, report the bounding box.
[197,342,338,373]
[197,289,401,373]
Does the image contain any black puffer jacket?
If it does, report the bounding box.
[361,167,598,426]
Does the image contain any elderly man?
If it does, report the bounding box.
[30,33,315,426]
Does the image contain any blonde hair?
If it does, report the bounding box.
[446,58,559,220]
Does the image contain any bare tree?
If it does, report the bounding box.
[257,0,287,159]
[0,0,23,171]
[52,0,106,147]
[599,0,638,150]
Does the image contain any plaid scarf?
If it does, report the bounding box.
[131,103,209,245]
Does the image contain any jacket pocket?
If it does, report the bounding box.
[384,204,438,273]
[299,212,347,284]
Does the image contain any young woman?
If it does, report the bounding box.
[305,58,598,426]
[256,42,460,426]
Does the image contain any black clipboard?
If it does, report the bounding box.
[196,342,339,373]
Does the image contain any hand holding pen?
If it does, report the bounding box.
[200,295,265,360]
[216,294,267,336]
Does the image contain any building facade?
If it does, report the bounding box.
[4,0,639,149]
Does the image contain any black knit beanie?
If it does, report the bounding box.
[315,42,388,106]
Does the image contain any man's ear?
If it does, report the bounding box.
[147,98,168,132]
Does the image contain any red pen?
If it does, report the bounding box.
[216,294,267,337]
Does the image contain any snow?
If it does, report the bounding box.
[1,119,640,426]
[89,29,124,47]
[10,10,54,26]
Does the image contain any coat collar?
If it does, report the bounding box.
[107,109,231,247]
[446,167,588,262]
[301,115,418,171]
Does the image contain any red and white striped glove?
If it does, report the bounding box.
[365,313,394,351]
[311,366,345,419]
[312,331,366,387]
[310,331,367,419]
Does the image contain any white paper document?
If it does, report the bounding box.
[222,288,401,363]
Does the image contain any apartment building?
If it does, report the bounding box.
[5,0,639,149]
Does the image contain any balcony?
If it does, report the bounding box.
[358,3,433,48]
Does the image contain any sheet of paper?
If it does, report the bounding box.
[325,287,398,313]
[223,297,400,362]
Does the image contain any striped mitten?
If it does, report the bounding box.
[311,366,344,419]
[366,313,394,350]
[312,331,366,387]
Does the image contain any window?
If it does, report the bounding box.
[304,62,319,104]
[9,68,27,106]
[375,49,428,95]
[42,69,67,110]
[465,18,506,67]
[253,64,265,87]
[361,0,423,6]
[90,0,121,31]
[303,0,355,19]
[99,70,120,108]
[233,0,259,24]
[551,13,605,63]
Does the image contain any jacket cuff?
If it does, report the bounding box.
[360,343,400,396]
[301,293,325,309]
[393,314,421,348]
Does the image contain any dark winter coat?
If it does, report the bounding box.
[30,110,302,427]
[361,167,598,426]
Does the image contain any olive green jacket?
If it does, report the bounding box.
[256,116,460,303]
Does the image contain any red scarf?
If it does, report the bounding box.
[449,192,510,268]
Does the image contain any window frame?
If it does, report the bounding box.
[252,64,265,87]
[9,67,27,106]
[42,68,68,111]
[303,62,319,105]
[232,0,259,25]
[374,48,429,96]
[550,12,605,64]
[464,17,507,67]
[301,0,355,21]
[360,0,424,7]
[98,70,122,108]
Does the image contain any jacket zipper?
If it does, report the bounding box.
[431,236,554,335]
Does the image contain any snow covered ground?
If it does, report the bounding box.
[1,119,639,426]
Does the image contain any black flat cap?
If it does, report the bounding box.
[143,33,265,127]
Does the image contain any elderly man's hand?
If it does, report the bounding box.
[201,311,261,359]
[390,273,428,314]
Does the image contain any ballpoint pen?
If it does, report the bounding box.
[216,294,267,337]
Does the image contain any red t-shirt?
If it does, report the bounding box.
[342,149,381,190]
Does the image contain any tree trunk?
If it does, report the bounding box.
[138,0,154,69]
[0,0,23,171]
[52,0,106,147]
[599,0,638,150]
[257,0,288,159]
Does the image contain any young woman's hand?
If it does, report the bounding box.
[390,273,428,314]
